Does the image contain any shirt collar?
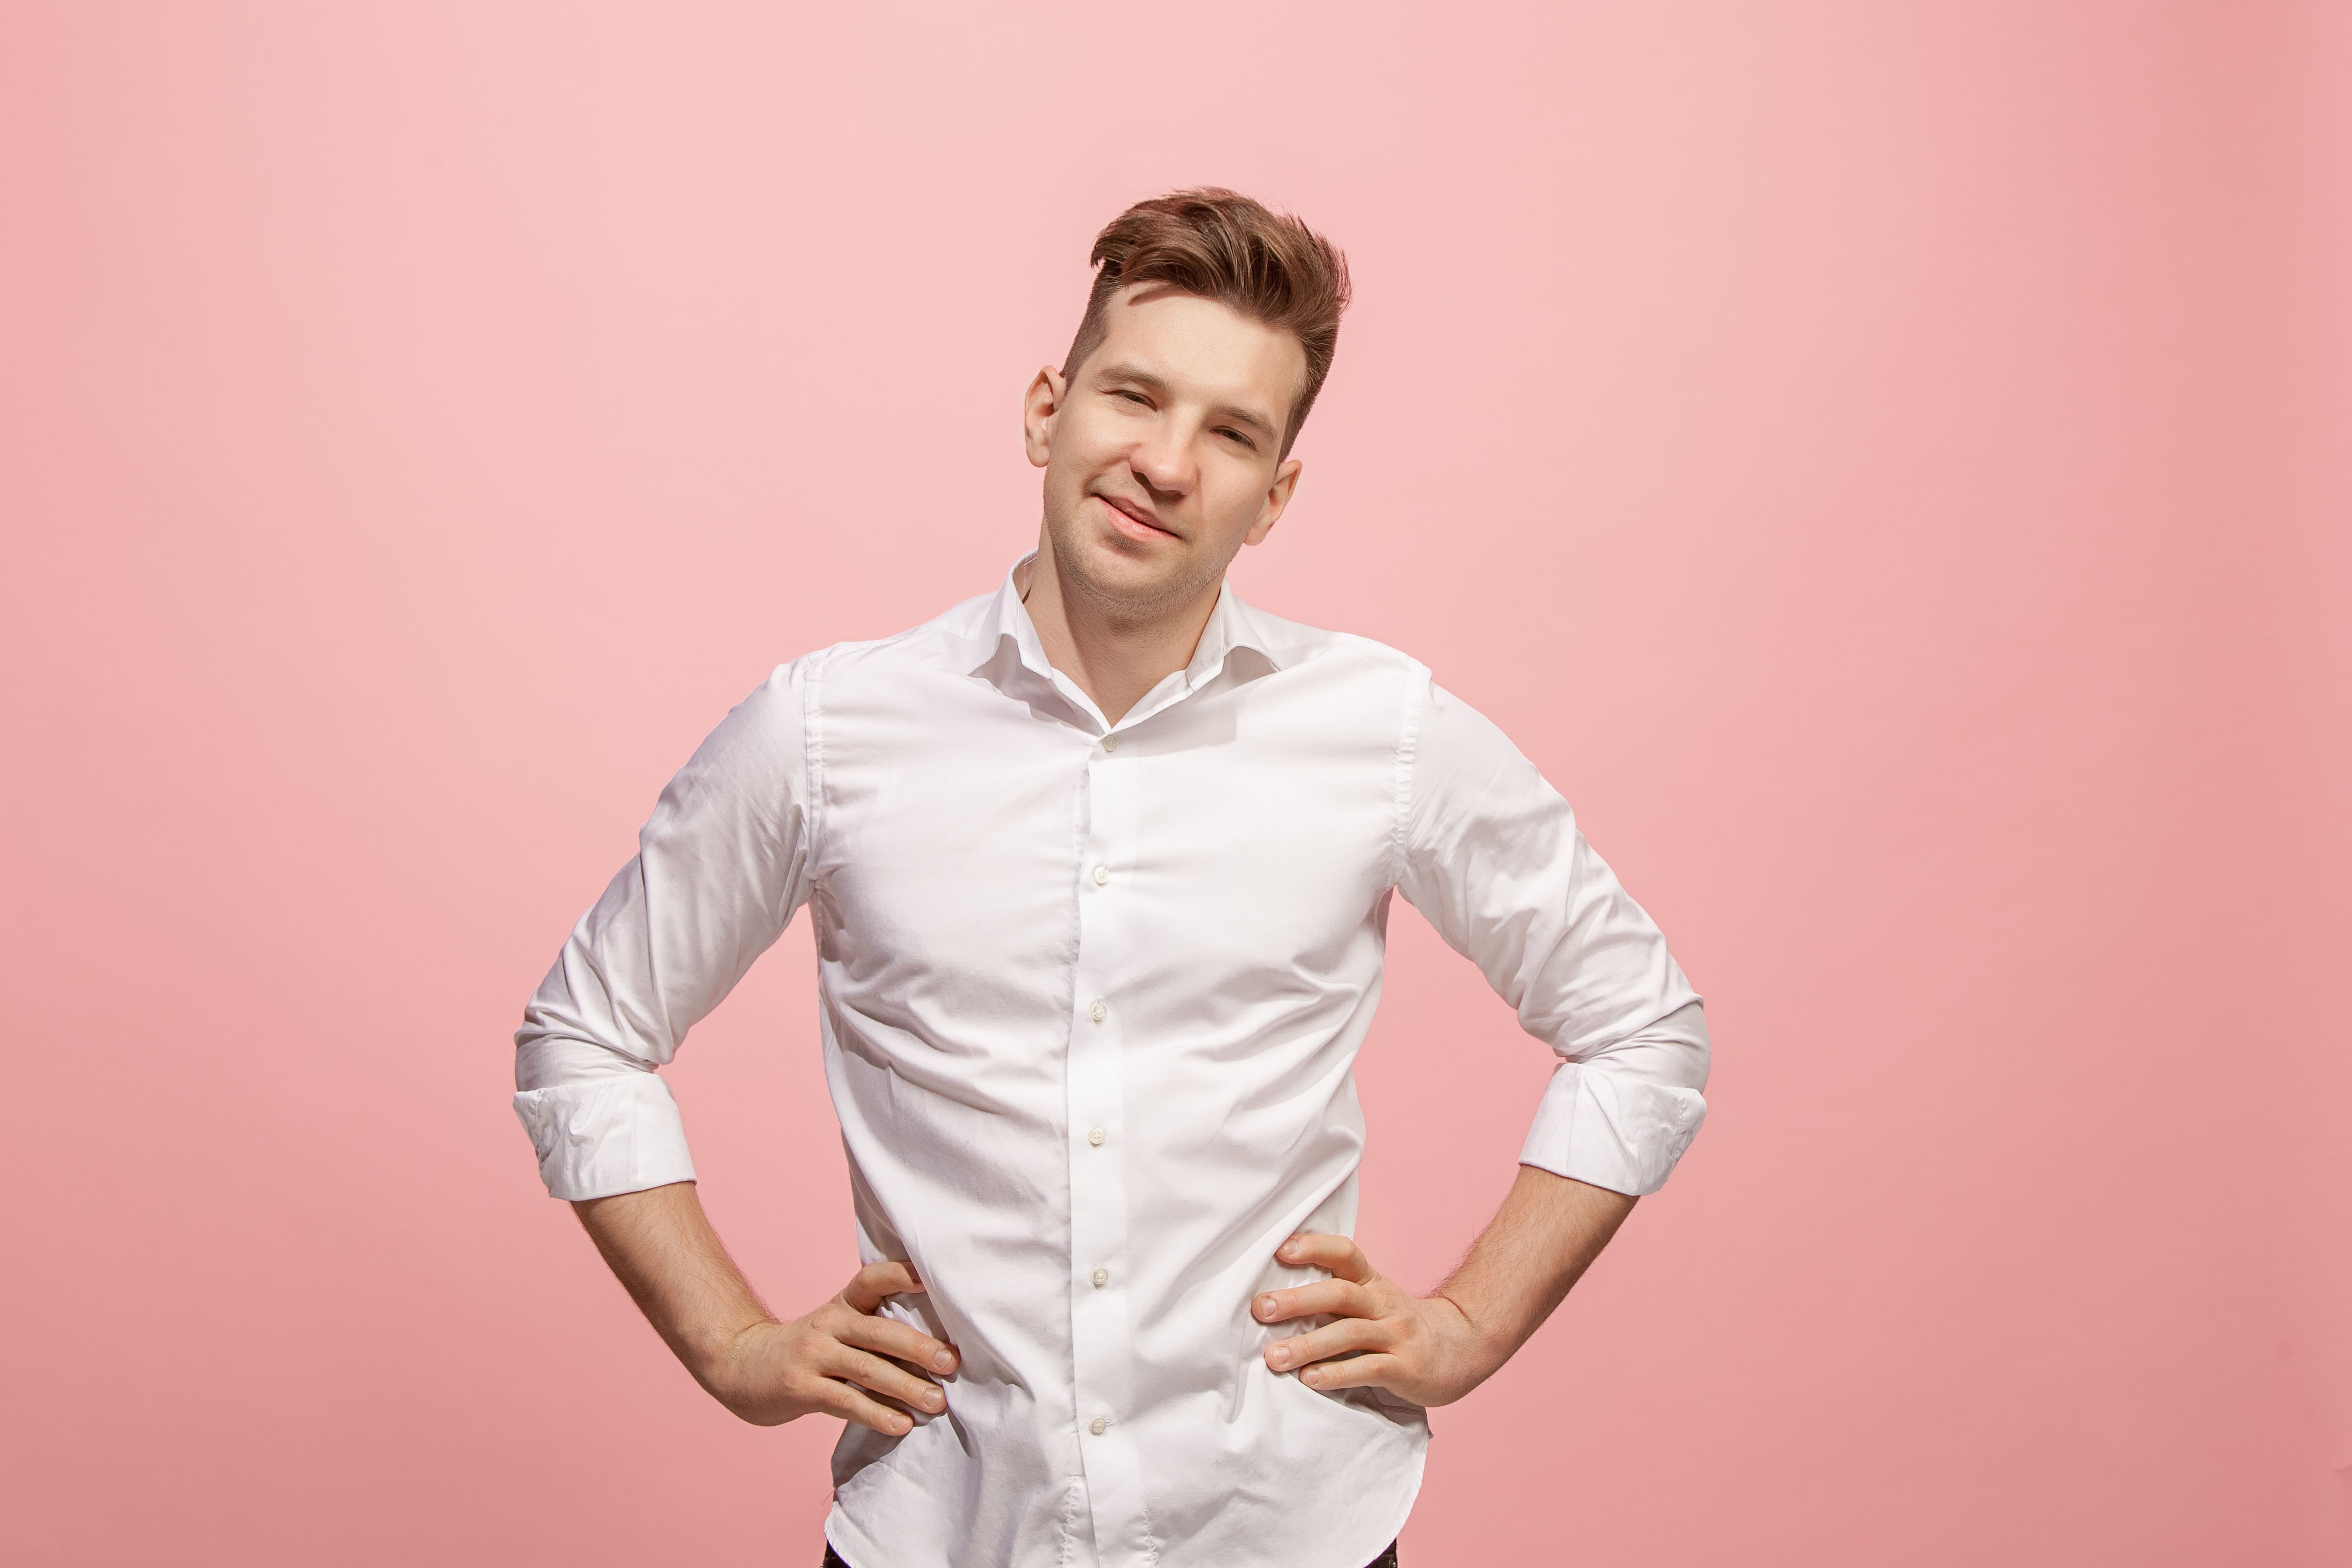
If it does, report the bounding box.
[970,553,1286,727]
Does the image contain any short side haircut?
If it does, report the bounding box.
[1062,188,1351,459]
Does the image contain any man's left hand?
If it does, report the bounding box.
[1253,1233,1498,1408]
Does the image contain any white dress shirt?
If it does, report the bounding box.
[514,556,1708,1568]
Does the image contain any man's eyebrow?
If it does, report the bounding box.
[1090,361,1168,392]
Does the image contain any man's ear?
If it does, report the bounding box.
[1022,366,1066,470]
[1244,457,1303,547]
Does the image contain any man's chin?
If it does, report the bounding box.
[1049,522,1213,617]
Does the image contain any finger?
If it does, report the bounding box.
[1253,1278,1377,1325]
[817,1376,921,1437]
[1297,1351,1406,1394]
[842,1260,925,1313]
[835,1309,960,1375]
[825,1344,949,1415]
[1264,1316,1386,1373]
[1276,1232,1375,1283]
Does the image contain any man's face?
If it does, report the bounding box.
[1024,284,1307,621]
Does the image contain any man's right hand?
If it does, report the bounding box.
[569,1184,957,1438]
[706,1260,960,1434]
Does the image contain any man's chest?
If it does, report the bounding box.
[805,669,1406,1009]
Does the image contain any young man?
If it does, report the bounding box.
[515,189,1709,1568]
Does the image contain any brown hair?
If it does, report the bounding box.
[1062,188,1351,459]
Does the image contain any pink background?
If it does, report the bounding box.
[4,4,2346,1563]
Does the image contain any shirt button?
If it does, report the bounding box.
[1089,1417,1108,1436]
[1091,1267,1109,1288]
[1088,1126,1106,1147]
[1089,999,1108,1023]
[1101,735,1118,753]
[1091,864,1110,886]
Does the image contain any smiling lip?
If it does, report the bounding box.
[1099,495,1179,541]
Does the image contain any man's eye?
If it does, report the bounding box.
[1114,390,1150,405]
[1218,428,1255,449]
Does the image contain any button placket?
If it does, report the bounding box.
[1065,730,1152,1561]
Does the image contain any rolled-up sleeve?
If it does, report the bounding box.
[513,659,816,1201]
[1396,680,1709,1196]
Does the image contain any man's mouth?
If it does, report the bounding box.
[1098,494,1180,541]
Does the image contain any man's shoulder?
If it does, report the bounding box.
[1232,598,1430,688]
[769,589,1001,685]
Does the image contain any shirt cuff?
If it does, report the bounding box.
[512,1073,697,1201]
[1518,1061,1708,1196]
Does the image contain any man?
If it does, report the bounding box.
[515,188,1709,1568]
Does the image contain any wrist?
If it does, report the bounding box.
[1430,1287,1514,1372]
[682,1312,780,1394]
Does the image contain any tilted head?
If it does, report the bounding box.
[1024,189,1351,622]
[1063,189,1351,460]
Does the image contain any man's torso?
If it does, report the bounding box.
[807,581,1430,1568]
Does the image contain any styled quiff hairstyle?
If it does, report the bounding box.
[1062,188,1351,459]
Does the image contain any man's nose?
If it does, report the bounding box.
[1129,426,1196,500]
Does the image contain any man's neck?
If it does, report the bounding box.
[1018,541,1219,726]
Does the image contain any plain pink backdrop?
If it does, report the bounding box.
[3,3,2346,1564]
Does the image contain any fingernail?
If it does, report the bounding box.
[1256,1296,1276,1318]
[924,1389,944,1410]
[1268,1345,1290,1368]
[1303,1369,1320,1387]
[933,1350,956,1372]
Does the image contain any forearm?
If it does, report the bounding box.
[571,1181,775,1390]
[1437,1164,1635,1373]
